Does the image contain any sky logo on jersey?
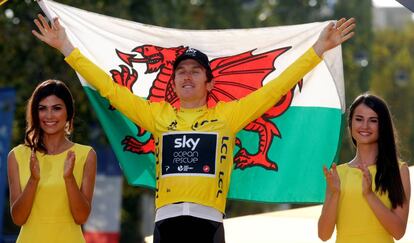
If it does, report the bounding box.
[174,135,200,151]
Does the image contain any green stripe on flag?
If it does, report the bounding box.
[85,87,342,203]
[228,106,343,203]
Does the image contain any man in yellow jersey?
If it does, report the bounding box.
[32,14,355,243]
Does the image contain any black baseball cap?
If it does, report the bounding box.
[173,47,212,73]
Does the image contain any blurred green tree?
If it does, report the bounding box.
[370,22,414,162]
[333,0,374,165]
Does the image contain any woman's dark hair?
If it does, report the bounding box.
[25,80,75,153]
[348,93,405,208]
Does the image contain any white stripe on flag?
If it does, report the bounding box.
[38,0,344,111]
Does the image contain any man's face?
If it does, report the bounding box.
[173,58,214,108]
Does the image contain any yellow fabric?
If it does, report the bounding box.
[335,163,399,243]
[12,144,91,243]
[66,47,321,213]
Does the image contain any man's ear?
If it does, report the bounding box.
[206,79,215,92]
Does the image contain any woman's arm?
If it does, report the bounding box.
[318,163,341,241]
[64,149,97,224]
[359,163,411,240]
[8,151,40,226]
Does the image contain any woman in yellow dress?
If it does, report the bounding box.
[7,80,97,243]
[318,93,411,243]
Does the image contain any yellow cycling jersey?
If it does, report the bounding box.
[66,47,321,213]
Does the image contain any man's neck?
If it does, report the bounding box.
[180,100,207,109]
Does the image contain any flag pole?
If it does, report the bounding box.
[396,0,414,12]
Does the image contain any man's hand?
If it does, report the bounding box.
[32,14,74,57]
[313,17,356,57]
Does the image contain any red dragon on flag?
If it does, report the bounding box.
[109,45,302,171]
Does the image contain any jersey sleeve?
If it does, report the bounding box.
[221,47,322,133]
[65,48,157,133]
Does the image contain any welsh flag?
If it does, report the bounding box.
[39,0,345,203]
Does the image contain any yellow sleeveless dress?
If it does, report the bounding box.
[12,143,92,243]
[335,163,403,243]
